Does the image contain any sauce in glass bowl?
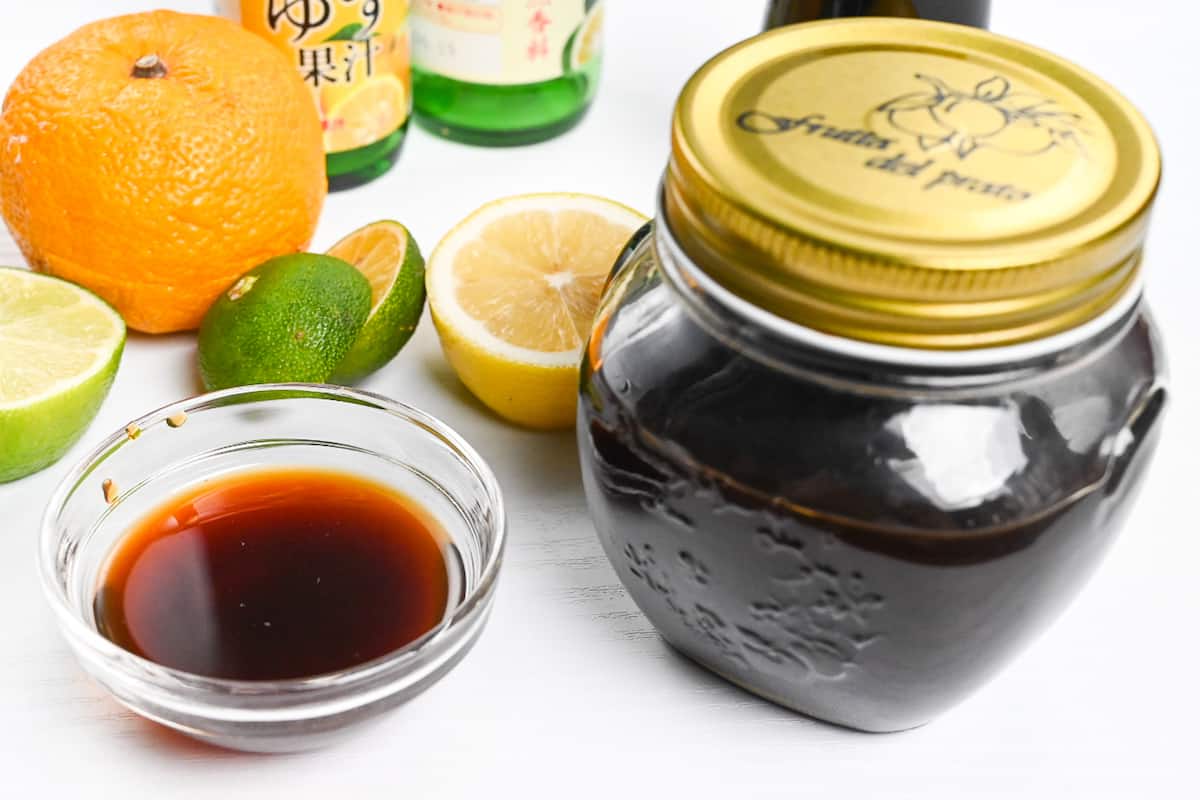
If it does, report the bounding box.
[95,469,452,681]
[40,385,505,752]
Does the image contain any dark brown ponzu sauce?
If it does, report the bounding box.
[95,469,451,681]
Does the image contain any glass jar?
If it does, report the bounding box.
[578,21,1166,732]
[411,0,603,146]
[216,0,413,191]
[765,0,990,29]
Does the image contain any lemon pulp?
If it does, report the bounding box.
[426,193,645,429]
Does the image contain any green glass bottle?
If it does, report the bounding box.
[411,0,603,146]
[324,124,409,191]
[216,0,414,191]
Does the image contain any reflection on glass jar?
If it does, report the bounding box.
[578,21,1166,732]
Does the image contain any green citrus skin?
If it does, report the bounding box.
[0,340,123,483]
[198,254,372,391]
[330,223,426,385]
[0,266,126,483]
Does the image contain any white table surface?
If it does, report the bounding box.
[2,1,1198,796]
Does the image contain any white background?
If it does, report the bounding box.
[1,1,1198,797]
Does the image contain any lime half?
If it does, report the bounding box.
[328,220,426,384]
[0,267,125,482]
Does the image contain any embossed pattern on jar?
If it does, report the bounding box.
[578,20,1166,731]
[578,222,1165,731]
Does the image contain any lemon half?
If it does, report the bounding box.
[426,193,646,430]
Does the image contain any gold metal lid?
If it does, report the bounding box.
[665,19,1161,349]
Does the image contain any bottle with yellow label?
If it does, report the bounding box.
[411,0,603,146]
[216,0,413,190]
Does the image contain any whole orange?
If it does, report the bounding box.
[0,11,327,333]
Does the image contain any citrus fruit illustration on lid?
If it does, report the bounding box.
[876,73,1091,160]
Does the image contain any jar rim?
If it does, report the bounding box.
[656,204,1143,372]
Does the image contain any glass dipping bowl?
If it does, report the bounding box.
[39,385,506,753]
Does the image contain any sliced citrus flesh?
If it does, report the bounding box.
[0,267,125,482]
[426,193,646,430]
[327,220,426,384]
[324,74,408,153]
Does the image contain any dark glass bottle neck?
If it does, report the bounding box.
[764,0,991,29]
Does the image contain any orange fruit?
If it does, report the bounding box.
[0,11,327,333]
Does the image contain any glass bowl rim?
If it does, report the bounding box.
[37,383,507,699]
